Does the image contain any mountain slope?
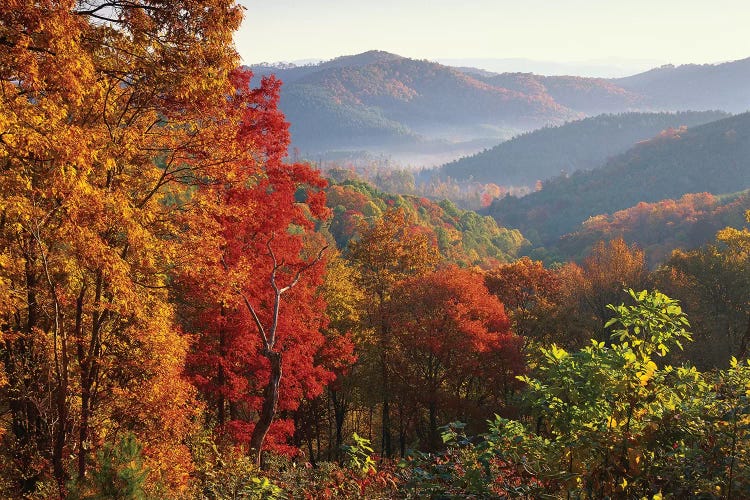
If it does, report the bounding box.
[250,52,750,160]
[291,56,574,129]
[462,56,750,115]
[325,179,527,266]
[280,83,417,151]
[436,111,728,186]
[471,73,642,115]
[489,112,750,245]
[254,51,582,152]
[614,58,750,112]
[553,191,750,266]
[251,50,405,85]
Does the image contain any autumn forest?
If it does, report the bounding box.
[1,1,750,499]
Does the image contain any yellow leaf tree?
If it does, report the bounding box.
[347,208,438,457]
[0,0,248,495]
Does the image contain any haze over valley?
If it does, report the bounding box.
[250,51,750,169]
[248,46,750,267]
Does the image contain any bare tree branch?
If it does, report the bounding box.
[239,291,270,350]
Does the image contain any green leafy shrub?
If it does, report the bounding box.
[395,290,750,498]
[189,433,285,500]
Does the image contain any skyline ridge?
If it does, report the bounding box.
[248,49,750,79]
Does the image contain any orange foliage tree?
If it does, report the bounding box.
[0,0,247,495]
[554,238,648,343]
[485,257,562,341]
[580,238,648,337]
[389,266,523,451]
[347,208,439,457]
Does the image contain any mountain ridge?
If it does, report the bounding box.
[489,112,750,246]
[435,110,730,187]
[247,51,750,162]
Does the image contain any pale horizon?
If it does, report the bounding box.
[235,0,749,75]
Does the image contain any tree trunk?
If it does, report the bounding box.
[737,312,750,359]
[52,296,77,493]
[78,385,90,479]
[399,409,406,457]
[428,399,439,452]
[382,399,392,457]
[53,387,67,489]
[381,352,392,457]
[250,350,282,466]
[46,246,72,494]
[78,272,102,480]
[330,387,347,458]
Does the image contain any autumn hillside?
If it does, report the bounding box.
[324,179,528,266]
[252,52,750,162]
[553,190,750,266]
[252,51,580,152]
[435,110,728,187]
[614,56,750,112]
[490,111,750,246]
[465,71,642,115]
[464,56,750,115]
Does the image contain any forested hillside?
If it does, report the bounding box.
[324,180,528,266]
[254,51,579,152]
[437,110,728,186]
[615,57,750,112]
[490,112,750,244]
[466,57,750,114]
[553,190,750,266]
[470,72,642,114]
[280,83,417,150]
[254,52,750,160]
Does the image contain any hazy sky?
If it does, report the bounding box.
[235,0,749,68]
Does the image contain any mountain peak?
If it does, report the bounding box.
[324,50,405,68]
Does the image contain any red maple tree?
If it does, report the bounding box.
[389,266,524,450]
[179,69,351,463]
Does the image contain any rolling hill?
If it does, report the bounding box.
[467,72,642,115]
[250,52,750,165]
[324,179,528,267]
[614,57,750,113]
[553,190,750,266]
[489,112,750,246]
[435,111,728,187]
[463,57,750,115]
[252,51,581,153]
